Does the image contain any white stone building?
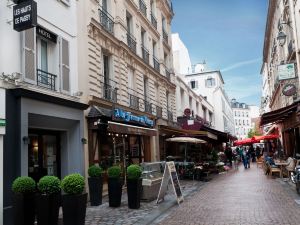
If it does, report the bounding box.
[231,99,259,140]
[0,1,87,224]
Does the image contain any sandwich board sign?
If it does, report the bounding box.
[156,161,184,205]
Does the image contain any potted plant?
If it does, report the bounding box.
[61,173,87,225]
[126,164,142,209]
[88,165,103,206]
[107,166,122,207]
[36,176,61,225]
[12,176,36,225]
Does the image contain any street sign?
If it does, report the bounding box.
[282,83,297,96]
[156,161,184,205]
[278,63,296,80]
[13,0,37,32]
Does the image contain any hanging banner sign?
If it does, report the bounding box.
[156,161,183,205]
[282,83,297,96]
[13,0,37,32]
[278,63,296,80]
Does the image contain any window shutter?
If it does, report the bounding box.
[60,38,70,92]
[195,81,198,89]
[212,78,216,86]
[23,28,36,84]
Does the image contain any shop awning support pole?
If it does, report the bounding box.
[123,136,127,186]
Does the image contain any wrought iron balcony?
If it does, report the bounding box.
[129,94,139,110]
[166,0,173,13]
[141,45,150,64]
[139,0,147,17]
[151,13,157,29]
[165,69,171,81]
[143,99,152,114]
[156,106,162,118]
[162,29,168,43]
[37,69,57,91]
[127,33,137,53]
[167,110,173,122]
[99,8,114,34]
[153,56,160,72]
[102,83,117,103]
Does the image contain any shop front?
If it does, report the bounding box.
[0,88,5,225]
[3,88,88,224]
[87,106,157,178]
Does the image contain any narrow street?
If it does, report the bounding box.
[157,164,300,225]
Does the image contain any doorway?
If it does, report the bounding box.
[28,129,61,182]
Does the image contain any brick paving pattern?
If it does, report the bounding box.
[157,164,300,225]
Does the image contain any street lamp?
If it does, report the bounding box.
[277,31,287,46]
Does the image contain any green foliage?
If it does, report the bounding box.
[88,165,103,177]
[61,173,85,195]
[12,176,36,194]
[211,149,219,162]
[247,128,262,138]
[127,164,142,180]
[107,166,121,178]
[37,176,61,195]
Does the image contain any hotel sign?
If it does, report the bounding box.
[113,108,154,127]
[37,26,57,43]
[278,63,296,81]
[13,0,37,32]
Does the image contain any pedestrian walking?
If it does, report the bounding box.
[225,144,233,166]
[242,149,249,169]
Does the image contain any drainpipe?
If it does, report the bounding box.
[288,0,300,96]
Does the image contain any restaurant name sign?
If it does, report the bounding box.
[113,108,154,127]
[282,83,297,96]
[278,63,296,81]
[13,0,37,32]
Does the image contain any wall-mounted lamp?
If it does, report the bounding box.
[81,138,87,144]
[277,31,287,46]
[22,136,29,145]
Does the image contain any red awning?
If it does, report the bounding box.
[233,135,279,146]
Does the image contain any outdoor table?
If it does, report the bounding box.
[274,161,289,178]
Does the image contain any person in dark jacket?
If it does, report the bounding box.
[225,145,233,166]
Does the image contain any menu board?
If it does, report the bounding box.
[156,161,183,205]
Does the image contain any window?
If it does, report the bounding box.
[144,76,148,100]
[141,28,146,47]
[103,55,110,85]
[189,96,192,110]
[126,12,132,34]
[152,40,157,57]
[102,0,108,11]
[205,77,215,87]
[202,107,207,121]
[209,112,213,123]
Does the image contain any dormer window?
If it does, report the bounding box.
[205,77,215,87]
[190,80,198,89]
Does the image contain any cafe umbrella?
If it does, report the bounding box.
[165,137,207,161]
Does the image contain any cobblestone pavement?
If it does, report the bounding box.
[83,179,205,225]
[156,164,300,225]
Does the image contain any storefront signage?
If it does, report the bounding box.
[114,108,154,127]
[184,108,191,117]
[157,161,183,205]
[282,83,297,96]
[278,63,296,80]
[37,26,57,43]
[13,0,37,32]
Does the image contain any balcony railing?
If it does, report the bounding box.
[143,99,152,114]
[166,0,173,13]
[102,83,117,103]
[37,69,57,91]
[165,69,170,81]
[156,106,162,118]
[129,94,140,110]
[99,8,114,34]
[127,33,137,53]
[141,45,150,64]
[151,13,157,29]
[167,110,173,122]
[153,56,160,72]
[139,0,147,17]
[162,29,168,43]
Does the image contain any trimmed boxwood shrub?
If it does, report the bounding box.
[61,174,85,195]
[12,176,36,194]
[88,165,103,177]
[37,176,61,195]
[107,166,121,178]
[127,164,142,180]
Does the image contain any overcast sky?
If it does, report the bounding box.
[171,0,268,106]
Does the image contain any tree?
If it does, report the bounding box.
[247,128,262,138]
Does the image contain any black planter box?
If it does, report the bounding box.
[62,193,87,225]
[12,192,36,225]
[36,193,61,225]
[108,177,122,207]
[88,177,103,206]
[127,178,142,209]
